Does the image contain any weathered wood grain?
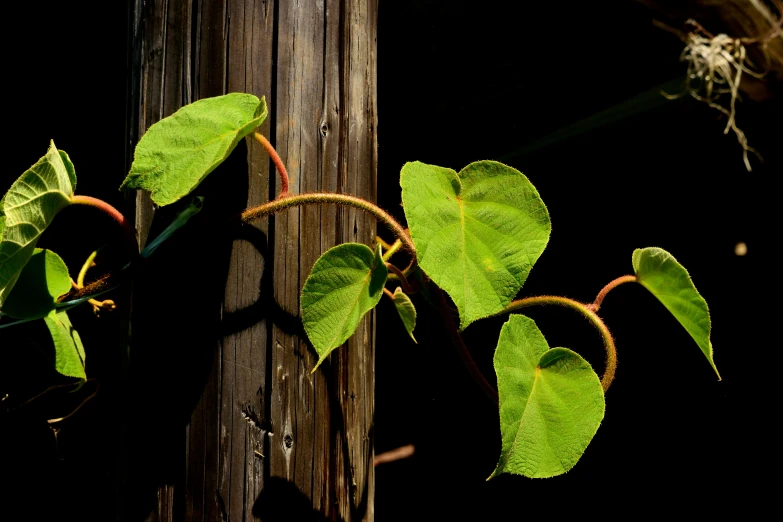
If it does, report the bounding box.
[127,1,377,520]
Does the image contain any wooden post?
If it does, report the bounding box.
[125,1,377,519]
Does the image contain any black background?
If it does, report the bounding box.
[2,1,780,520]
[374,2,779,519]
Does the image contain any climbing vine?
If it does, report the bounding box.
[0,93,719,478]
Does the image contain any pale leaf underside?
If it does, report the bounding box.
[0,141,74,308]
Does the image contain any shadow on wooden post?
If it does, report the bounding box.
[124,1,378,520]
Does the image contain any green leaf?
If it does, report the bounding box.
[400,160,550,329]
[391,287,417,342]
[632,247,720,379]
[44,310,86,380]
[0,141,75,308]
[1,249,71,319]
[491,314,605,479]
[302,243,388,370]
[59,150,77,192]
[121,93,268,206]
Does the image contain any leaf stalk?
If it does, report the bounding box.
[240,192,416,255]
[385,263,416,294]
[70,195,137,253]
[496,296,618,392]
[253,132,290,197]
[589,275,637,312]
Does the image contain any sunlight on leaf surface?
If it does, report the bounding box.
[633,247,719,378]
[491,315,604,479]
[401,161,550,329]
[121,93,267,206]
[302,243,387,370]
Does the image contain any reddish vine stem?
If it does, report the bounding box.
[435,286,499,404]
[386,263,416,294]
[589,275,637,312]
[495,296,617,392]
[240,192,416,255]
[70,195,138,253]
[70,193,416,302]
[253,132,290,197]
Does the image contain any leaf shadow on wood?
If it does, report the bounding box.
[123,140,256,518]
[229,221,372,521]
[122,138,371,519]
[218,221,304,340]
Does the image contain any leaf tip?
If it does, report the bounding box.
[311,356,327,374]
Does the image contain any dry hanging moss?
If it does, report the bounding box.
[659,6,783,172]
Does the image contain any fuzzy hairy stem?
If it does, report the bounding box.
[589,275,637,312]
[253,132,290,197]
[70,195,137,253]
[68,193,414,304]
[496,296,617,392]
[61,272,122,302]
[240,192,416,255]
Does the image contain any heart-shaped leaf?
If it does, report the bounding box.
[44,310,86,380]
[490,314,605,479]
[302,243,388,370]
[633,247,719,378]
[400,160,550,329]
[0,141,75,308]
[1,249,71,319]
[391,287,417,342]
[121,93,268,206]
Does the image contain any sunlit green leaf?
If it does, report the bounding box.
[391,287,417,342]
[490,315,604,479]
[1,249,71,319]
[44,310,86,380]
[400,160,550,329]
[121,93,268,206]
[0,141,75,308]
[633,247,719,378]
[302,243,387,370]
